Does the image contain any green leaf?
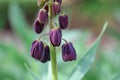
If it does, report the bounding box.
[8,3,33,50]
[67,22,108,80]
[24,63,40,80]
[111,73,120,80]
[0,42,28,70]
[0,42,29,80]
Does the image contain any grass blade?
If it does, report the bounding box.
[24,63,40,80]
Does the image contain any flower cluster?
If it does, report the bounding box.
[31,0,76,63]
[31,40,50,63]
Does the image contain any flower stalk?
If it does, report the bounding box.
[49,0,58,80]
[31,0,77,80]
[50,45,58,80]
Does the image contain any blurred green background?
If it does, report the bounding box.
[0,0,120,80]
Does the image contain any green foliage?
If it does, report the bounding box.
[8,3,33,51]
[0,42,28,80]
[111,73,120,80]
[67,22,108,80]
[24,63,40,80]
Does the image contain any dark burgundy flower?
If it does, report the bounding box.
[59,14,69,29]
[54,0,62,4]
[44,45,50,61]
[49,28,62,46]
[34,19,44,34]
[52,2,61,15]
[40,45,50,63]
[38,9,48,23]
[30,40,44,60]
[62,42,76,62]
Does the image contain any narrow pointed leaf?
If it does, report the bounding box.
[24,63,40,80]
[67,22,108,80]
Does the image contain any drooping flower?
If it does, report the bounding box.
[49,28,62,46]
[52,2,61,15]
[40,45,50,63]
[34,19,44,34]
[30,40,44,60]
[38,9,48,23]
[59,14,69,29]
[31,40,50,63]
[62,42,76,62]
[30,40,37,56]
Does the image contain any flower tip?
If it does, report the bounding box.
[49,28,62,46]
[38,9,48,23]
[34,19,44,34]
[30,40,44,60]
[52,2,61,15]
[62,42,77,62]
[59,14,69,29]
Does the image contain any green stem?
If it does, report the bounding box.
[50,45,58,80]
[49,0,58,80]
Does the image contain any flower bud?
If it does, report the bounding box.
[62,42,76,62]
[40,45,50,63]
[52,2,61,15]
[34,19,44,34]
[49,28,62,46]
[30,40,44,60]
[54,0,62,4]
[30,40,37,56]
[59,14,69,29]
[38,9,48,23]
